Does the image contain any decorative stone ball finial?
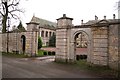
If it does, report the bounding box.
[113,14,115,19]
[104,15,106,19]
[81,20,83,25]
[95,15,98,20]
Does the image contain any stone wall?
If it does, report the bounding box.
[91,27,109,66]
[0,31,38,56]
[91,23,120,70]
[109,24,119,70]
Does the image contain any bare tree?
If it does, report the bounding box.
[0,0,23,33]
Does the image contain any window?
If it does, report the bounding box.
[49,32,51,37]
[53,32,55,36]
[41,31,44,37]
[46,31,48,37]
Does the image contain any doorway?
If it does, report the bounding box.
[74,31,88,60]
[21,35,26,53]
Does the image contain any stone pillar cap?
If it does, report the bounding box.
[56,14,73,20]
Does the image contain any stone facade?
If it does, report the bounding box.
[27,16,56,46]
[39,28,55,46]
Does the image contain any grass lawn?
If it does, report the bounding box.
[2,52,29,58]
[37,50,45,57]
[75,60,118,78]
[55,59,118,78]
[2,50,50,58]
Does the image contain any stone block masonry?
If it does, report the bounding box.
[55,14,74,63]
[56,29,68,62]
[109,24,119,70]
[91,21,120,70]
[0,31,38,56]
[92,26,109,66]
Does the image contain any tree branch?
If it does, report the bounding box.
[8,0,20,7]
[9,8,23,13]
[2,4,5,14]
[9,12,19,20]
[0,11,4,16]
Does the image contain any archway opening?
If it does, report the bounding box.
[21,35,26,53]
[74,31,88,61]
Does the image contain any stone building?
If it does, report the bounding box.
[27,16,56,46]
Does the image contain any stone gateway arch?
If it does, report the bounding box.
[55,14,120,70]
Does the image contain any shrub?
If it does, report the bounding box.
[49,34,56,47]
[48,51,51,55]
[52,52,55,55]
[76,55,80,60]
[83,55,87,59]
[38,37,42,49]
[43,52,47,55]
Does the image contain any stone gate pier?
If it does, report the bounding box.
[55,14,75,63]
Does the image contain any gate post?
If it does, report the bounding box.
[55,14,74,63]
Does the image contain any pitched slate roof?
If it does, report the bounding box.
[30,16,56,30]
[83,19,120,25]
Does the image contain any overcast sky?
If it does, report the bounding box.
[16,0,119,27]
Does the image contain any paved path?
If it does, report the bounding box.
[41,47,88,55]
[2,56,107,78]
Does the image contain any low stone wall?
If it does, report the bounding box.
[0,31,38,56]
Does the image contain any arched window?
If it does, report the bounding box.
[53,32,55,36]
[46,31,48,37]
[41,31,44,37]
[75,32,87,48]
[49,32,51,37]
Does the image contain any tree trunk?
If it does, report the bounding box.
[2,16,7,33]
[2,2,8,33]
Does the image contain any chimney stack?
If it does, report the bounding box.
[95,15,98,20]
[81,20,83,25]
[113,14,115,19]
